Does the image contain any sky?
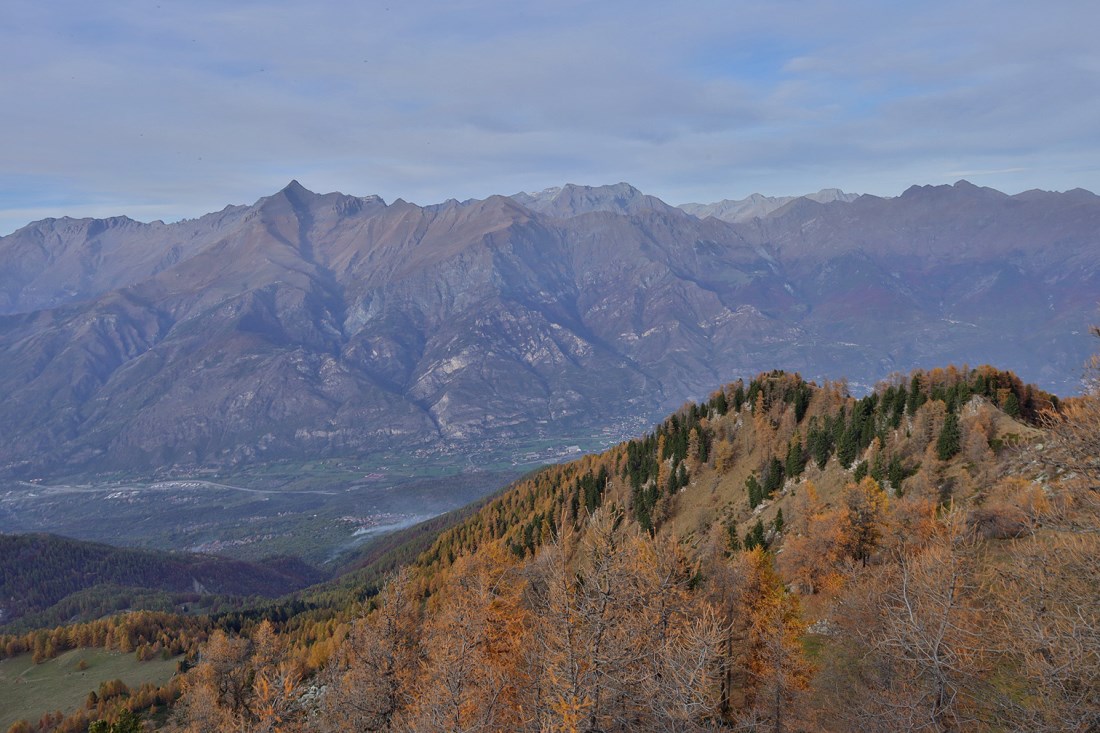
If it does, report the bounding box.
[2,0,1098,235]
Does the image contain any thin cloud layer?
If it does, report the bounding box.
[1,0,1097,233]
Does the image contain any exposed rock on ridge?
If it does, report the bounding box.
[0,180,1096,476]
[678,188,860,222]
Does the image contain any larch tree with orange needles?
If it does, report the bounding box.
[318,568,422,732]
[407,543,531,732]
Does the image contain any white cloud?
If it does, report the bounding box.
[1,0,1097,234]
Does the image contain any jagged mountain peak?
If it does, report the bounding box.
[900,181,963,197]
[805,187,860,204]
[898,180,1009,203]
[677,188,860,223]
[262,179,324,208]
[768,195,827,220]
[510,181,676,218]
[281,179,310,194]
[251,181,391,228]
[263,180,390,208]
[0,179,1097,477]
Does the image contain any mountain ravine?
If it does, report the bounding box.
[0,180,1096,476]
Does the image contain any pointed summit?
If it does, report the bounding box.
[254,180,318,214]
[248,180,323,231]
[280,179,313,197]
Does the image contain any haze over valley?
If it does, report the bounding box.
[0,177,1095,562]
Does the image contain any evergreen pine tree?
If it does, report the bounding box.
[887,454,906,492]
[732,383,746,412]
[746,474,763,508]
[763,457,785,497]
[744,519,767,551]
[793,383,812,422]
[746,380,761,412]
[785,438,806,479]
[907,375,926,416]
[836,425,858,468]
[725,522,742,554]
[936,411,962,460]
[809,426,831,469]
[890,385,906,428]
[870,449,886,484]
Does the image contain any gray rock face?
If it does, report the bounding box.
[678,188,860,222]
[0,180,1096,476]
[511,182,679,218]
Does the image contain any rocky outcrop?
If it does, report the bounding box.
[0,180,1096,476]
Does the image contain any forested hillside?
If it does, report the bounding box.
[161,361,1094,731]
[5,357,1097,732]
[0,535,321,631]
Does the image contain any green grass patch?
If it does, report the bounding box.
[801,632,827,662]
[0,649,179,731]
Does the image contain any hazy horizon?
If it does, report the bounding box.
[5,177,1099,237]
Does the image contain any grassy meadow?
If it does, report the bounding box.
[0,648,179,730]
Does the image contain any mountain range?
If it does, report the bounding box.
[0,180,1097,476]
[677,186,860,221]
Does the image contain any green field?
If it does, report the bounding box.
[0,649,180,730]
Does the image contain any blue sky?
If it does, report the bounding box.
[1,0,1097,234]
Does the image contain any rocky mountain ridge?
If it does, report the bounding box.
[0,180,1096,476]
[677,187,860,222]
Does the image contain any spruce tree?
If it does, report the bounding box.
[907,375,926,415]
[870,450,886,484]
[786,438,806,479]
[809,426,832,469]
[793,383,812,422]
[836,425,858,468]
[890,385,906,428]
[763,456,785,497]
[887,454,906,492]
[744,519,767,551]
[746,474,763,508]
[713,389,728,415]
[725,522,741,554]
[732,383,746,412]
[936,411,962,460]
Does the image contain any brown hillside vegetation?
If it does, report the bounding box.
[7,361,1096,732]
[153,361,1099,733]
